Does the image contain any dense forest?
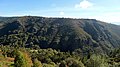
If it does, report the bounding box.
[0,16,120,67]
[0,46,120,67]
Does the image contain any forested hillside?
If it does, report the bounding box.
[0,16,120,53]
[0,16,120,67]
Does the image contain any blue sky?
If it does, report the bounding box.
[0,0,120,24]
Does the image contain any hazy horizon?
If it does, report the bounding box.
[0,0,120,25]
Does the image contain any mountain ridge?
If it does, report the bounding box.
[0,16,120,53]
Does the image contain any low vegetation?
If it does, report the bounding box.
[0,46,119,67]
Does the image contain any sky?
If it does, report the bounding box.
[0,0,120,25]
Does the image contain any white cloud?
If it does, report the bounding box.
[75,0,93,9]
[95,12,120,23]
[85,15,120,24]
[60,11,64,15]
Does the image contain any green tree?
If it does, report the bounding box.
[59,61,66,67]
[85,54,109,67]
[59,58,85,67]
[14,50,29,67]
[33,58,42,67]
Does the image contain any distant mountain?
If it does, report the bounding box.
[111,22,120,25]
[0,16,120,53]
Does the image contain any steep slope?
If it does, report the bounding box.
[0,16,120,53]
